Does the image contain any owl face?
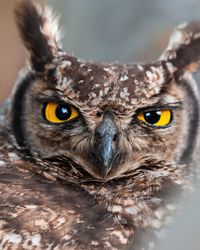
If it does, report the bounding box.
[12,1,199,180]
[12,55,189,180]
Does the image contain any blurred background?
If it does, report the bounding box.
[0,1,200,249]
[1,0,200,103]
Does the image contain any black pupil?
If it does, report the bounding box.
[56,105,71,120]
[144,111,161,124]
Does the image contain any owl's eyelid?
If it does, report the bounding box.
[135,101,182,114]
[35,95,80,111]
[35,94,61,104]
[135,119,175,130]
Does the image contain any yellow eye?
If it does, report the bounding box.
[44,102,79,123]
[137,110,172,127]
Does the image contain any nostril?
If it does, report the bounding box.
[97,132,103,139]
[96,124,118,141]
[95,129,103,139]
[113,132,118,141]
[96,131,118,141]
[96,111,103,117]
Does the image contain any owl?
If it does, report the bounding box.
[0,0,200,249]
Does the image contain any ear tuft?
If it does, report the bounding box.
[160,22,200,75]
[15,0,62,71]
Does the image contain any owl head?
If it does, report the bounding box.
[11,0,199,181]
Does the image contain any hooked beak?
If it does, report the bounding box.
[93,110,119,178]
